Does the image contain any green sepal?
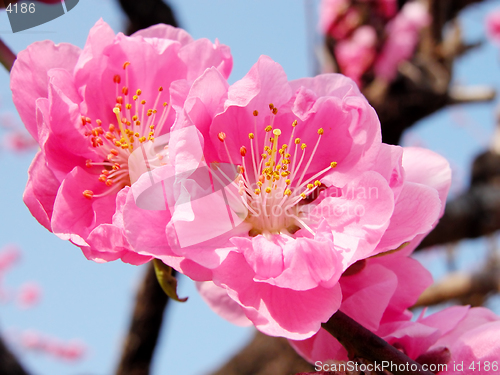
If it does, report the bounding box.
[153,259,188,302]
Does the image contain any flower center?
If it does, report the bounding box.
[82,62,171,199]
[219,104,337,237]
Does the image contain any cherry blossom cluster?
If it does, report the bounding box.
[320,0,430,87]
[9,19,500,371]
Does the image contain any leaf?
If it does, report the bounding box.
[153,259,188,302]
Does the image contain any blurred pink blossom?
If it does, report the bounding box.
[16,282,42,309]
[335,25,377,86]
[374,1,431,82]
[3,131,38,152]
[486,9,500,44]
[18,330,86,361]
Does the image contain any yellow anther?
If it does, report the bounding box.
[139,137,146,143]
[300,193,306,199]
[114,141,121,147]
[83,190,94,199]
[265,125,273,132]
[150,125,155,129]
[257,181,263,187]
[292,119,298,127]
[265,187,272,194]
[136,89,142,96]
[318,128,324,135]
[132,115,138,121]
[285,153,291,158]
[301,143,307,150]
[284,189,292,196]
[295,138,301,144]
[315,180,321,187]
[126,104,132,110]
[141,100,146,105]
[218,132,226,142]
[255,188,261,195]
[285,179,291,185]
[134,132,140,137]
[331,161,338,168]
[249,133,255,139]
[133,95,138,101]
[307,183,314,190]
[261,154,267,159]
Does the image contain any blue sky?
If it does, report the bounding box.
[0,1,499,374]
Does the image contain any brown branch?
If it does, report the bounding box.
[418,184,500,250]
[415,268,500,307]
[0,39,16,72]
[210,331,314,375]
[115,263,169,375]
[117,0,178,35]
[322,311,435,375]
[0,334,29,375]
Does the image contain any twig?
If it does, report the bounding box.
[117,0,178,35]
[0,334,29,375]
[210,331,314,375]
[0,39,16,72]
[322,311,435,375]
[115,263,169,375]
[415,269,500,307]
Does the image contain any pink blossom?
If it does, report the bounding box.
[374,1,431,82]
[11,20,232,264]
[374,0,398,19]
[17,330,86,361]
[486,9,500,45]
[289,250,433,362]
[123,56,450,339]
[319,0,350,34]
[17,282,42,309]
[3,131,38,152]
[0,244,21,302]
[335,25,377,86]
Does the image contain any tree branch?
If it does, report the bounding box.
[0,334,29,375]
[415,267,500,307]
[115,263,169,375]
[210,331,314,375]
[418,183,500,249]
[0,39,16,72]
[322,311,435,375]
[117,0,178,35]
